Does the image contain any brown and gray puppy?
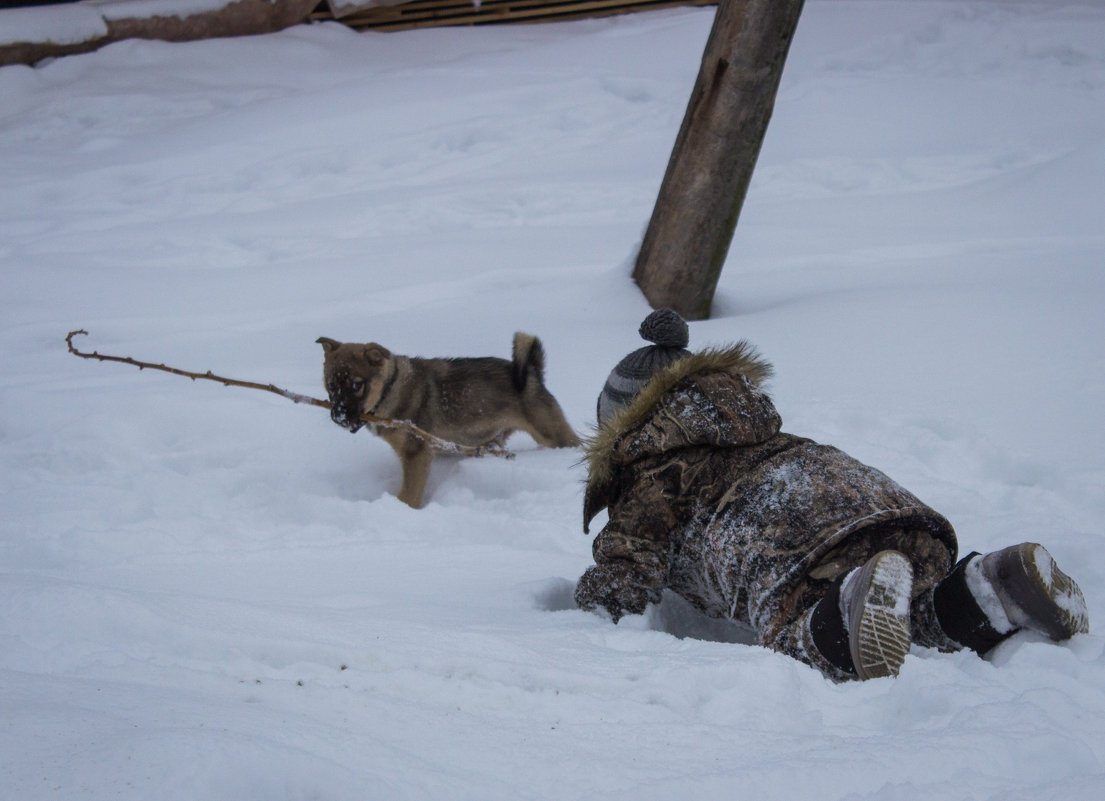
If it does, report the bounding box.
[317,333,580,508]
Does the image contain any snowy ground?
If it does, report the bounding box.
[3,2,1105,799]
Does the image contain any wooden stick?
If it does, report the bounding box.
[65,330,514,460]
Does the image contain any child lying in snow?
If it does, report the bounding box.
[575,309,1089,681]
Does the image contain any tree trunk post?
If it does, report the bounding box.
[632,0,805,320]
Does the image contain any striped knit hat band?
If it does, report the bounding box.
[596,309,691,425]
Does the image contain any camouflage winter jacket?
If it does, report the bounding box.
[576,344,957,632]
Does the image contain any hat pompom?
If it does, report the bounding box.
[639,308,689,349]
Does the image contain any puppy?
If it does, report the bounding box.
[317,333,580,508]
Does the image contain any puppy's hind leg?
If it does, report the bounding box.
[512,333,580,448]
[523,387,581,448]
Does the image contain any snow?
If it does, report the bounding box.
[965,556,1014,634]
[0,0,263,46]
[83,0,258,20]
[1,3,109,46]
[2,2,1105,799]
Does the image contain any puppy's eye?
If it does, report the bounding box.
[350,380,364,393]
[326,382,338,394]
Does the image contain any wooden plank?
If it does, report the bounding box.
[324,0,621,26]
[313,0,715,31]
[348,5,711,31]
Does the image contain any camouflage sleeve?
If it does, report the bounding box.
[574,469,677,622]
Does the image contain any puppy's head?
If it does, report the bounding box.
[316,337,394,433]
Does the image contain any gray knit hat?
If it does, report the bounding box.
[596,309,691,425]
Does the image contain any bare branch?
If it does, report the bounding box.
[65,330,514,460]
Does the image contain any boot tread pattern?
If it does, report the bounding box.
[849,551,914,680]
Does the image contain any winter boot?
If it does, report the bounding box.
[934,542,1089,653]
[811,551,914,680]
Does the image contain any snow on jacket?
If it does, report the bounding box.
[575,344,958,638]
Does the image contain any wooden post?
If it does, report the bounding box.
[632,0,805,320]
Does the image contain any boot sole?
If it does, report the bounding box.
[993,543,1089,641]
[849,551,914,680]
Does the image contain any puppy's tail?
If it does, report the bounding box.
[511,332,546,390]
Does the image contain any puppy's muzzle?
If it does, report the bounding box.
[328,401,364,433]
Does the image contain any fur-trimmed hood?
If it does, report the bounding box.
[583,343,780,531]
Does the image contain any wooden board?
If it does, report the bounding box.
[312,0,716,32]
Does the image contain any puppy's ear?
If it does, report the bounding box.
[364,344,391,364]
[316,337,341,353]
